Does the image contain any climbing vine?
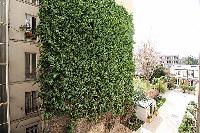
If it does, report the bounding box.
[37,0,137,131]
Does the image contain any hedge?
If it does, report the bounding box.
[37,0,136,131]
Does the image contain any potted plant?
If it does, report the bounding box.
[25,31,33,39]
[146,115,152,123]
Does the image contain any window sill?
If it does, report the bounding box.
[25,79,36,82]
[25,111,39,116]
[16,0,39,7]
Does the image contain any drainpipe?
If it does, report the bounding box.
[6,0,10,132]
[197,54,200,133]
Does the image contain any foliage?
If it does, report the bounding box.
[153,78,167,93]
[150,65,166,82]
[135,40,160,81]
[180,85,187,93]
[183,56,198,65]
[167,77,176,90]
[147,115,152,119]
[154,96,166,109]
[123,113,144,131]
[188,86,195,92]
[134,77,153,91]
[178,101,197,133]
[181,82,195,93]
[37,0,137,131]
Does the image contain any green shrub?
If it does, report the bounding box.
[37,0,136,131]
[188,86,195,92]
[181,83,195,93]
[154,96,166,108]
[154,78,167,93]
[134,78,153,91]
[181,84,188,93]
[167,77,176,90]
[178,101,197,133]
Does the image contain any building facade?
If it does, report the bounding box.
[160,55,180,68]
[0,0,41,133]
[170,65,199,87]
[9,0,40,133]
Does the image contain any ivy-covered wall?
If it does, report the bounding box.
[37,0,135,130]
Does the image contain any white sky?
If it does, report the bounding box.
[133,0,200,57]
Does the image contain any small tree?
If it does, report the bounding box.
[154,78,167,93]
[135,41,160,81]
[167,77,176,90]
[150,65,166,82]
[181,82,189,93]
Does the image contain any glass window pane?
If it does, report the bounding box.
[25,53,30,79]
[0,85,6,103]
[0,25,6,43]
[0,0,6,24]
[32,54,36,78]
[0,123,8,133]
[0,104,7,124]
[0,44,6,63]
[0,65,6,85]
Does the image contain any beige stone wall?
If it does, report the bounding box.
[9,0,39,41]
[115,0,133,13]
[9,0,40,133]
[9,41,39,82]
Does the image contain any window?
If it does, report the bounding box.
[0,44,6,63]
[183,70,187,77]
[0,104,7,124]
[31,0,37,5]
[26,125,38,133]
[190,70,194,78]
[0,65,6,103]
[25,53,36,80]
[0,0,6,25]
[25,14,36,40]
[0,123,8,133]
[25,91,38,115]
[177,71,180,75]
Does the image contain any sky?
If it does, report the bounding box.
[133,0,200,58]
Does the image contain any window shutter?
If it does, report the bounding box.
[25,92,30,114]
[32,17,36,40]
[25,53,30,79]
[32,54,36,79]
[32,91,37,112]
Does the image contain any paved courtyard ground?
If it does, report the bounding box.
[137,89,197,133]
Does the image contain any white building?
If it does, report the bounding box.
[170,65,199,86]
[160,55,180,68]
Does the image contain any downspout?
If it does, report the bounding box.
[6,0,10,132]
[197,54,200,133]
